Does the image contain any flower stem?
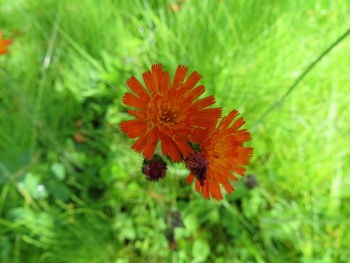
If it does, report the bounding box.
[252,27,350,129]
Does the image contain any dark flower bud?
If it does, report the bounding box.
[142,154,167,182]
[184,152,208,186]
[244,174,258,189]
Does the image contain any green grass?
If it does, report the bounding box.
[1,0,350,262]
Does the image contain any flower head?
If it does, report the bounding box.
[142,154,167,182]
[185,152,207,186]
[120,64,221,162]
[185,110,253,200]
[0,31,13,55]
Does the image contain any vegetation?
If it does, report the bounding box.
[0,0,349,262]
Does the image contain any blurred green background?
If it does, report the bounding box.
[1,0,349,262]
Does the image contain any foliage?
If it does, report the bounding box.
[0,0,349,262]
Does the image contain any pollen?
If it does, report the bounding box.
[160,109,178,125]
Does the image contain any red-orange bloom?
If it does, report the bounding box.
[120,64,221,162]
[0,31,13,55]
[185,110,253,200]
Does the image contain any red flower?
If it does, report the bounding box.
[185,110,253,200]
[0,31,13,55]
[120,64,221,161]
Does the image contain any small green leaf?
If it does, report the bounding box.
[51,163,65,180]
[51,183,70,201]
[32,184,48,199]
[23,172,38,193]
[21,173,48,200]
[184,214,198,233]
[192,240,210,262]
[7,207,35,222]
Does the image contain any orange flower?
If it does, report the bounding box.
[0,31,13,55]
[120,64,221,162]
[185,110,253,200]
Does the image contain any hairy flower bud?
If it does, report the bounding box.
[142,154,167,182]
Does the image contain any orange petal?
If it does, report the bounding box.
[234,129,251,143]
[195,180,201,193]
[151,64,163,90]
[127,109,142,118]
[237,147,253,165]
[174,136,193,157]
[220,110,239,129]
[127,76,150,100]
[188,85,205,100]
[142,71,156,94]
[209,181,223,200]
[231,117,245,131]
[123,92,145,109]
[183,71,201,91]
[131,134,148,153]
[142,129,158,159]
[186,174,195,184]
[232,166,246,176]
[228,173,239,182]
[202,183,210,199]
[222,182,234,194]
[120,120,148,138]
[158,71,170,95]
[159,133,182,162]
[193,95,215,109]
[171,65,188,89]
[191,128,209,143]
[192,108,222,127]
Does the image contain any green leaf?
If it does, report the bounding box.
[21,173,48,200]
[50,183,70,201]
[184,214,198,233]
[51,163,66,180]
[7,207,35,222]
[32,184,48,199]
[192,240,210,262]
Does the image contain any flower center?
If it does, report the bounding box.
[160,109,178,125]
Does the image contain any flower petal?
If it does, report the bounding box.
[120,120,148,138]
[202,183,210,199]
[192,108,222,127]
[222,182,234,194]
[123,92,145,109]
[183,71,201,91]
[186,174,195,184]
[220,110,239,129]
[209,181,223,200]
[142,128,159,159]
[142,71,156,94]
[230,117,245,131]
[174,136,193,157]
[193,95,216,109]
[188,85,205,100]
[127,76,150,100]
[171,65,188,89]
[131,134,148,153]
[159,133,182,161]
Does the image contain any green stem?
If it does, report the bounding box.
[252,27,350,129]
